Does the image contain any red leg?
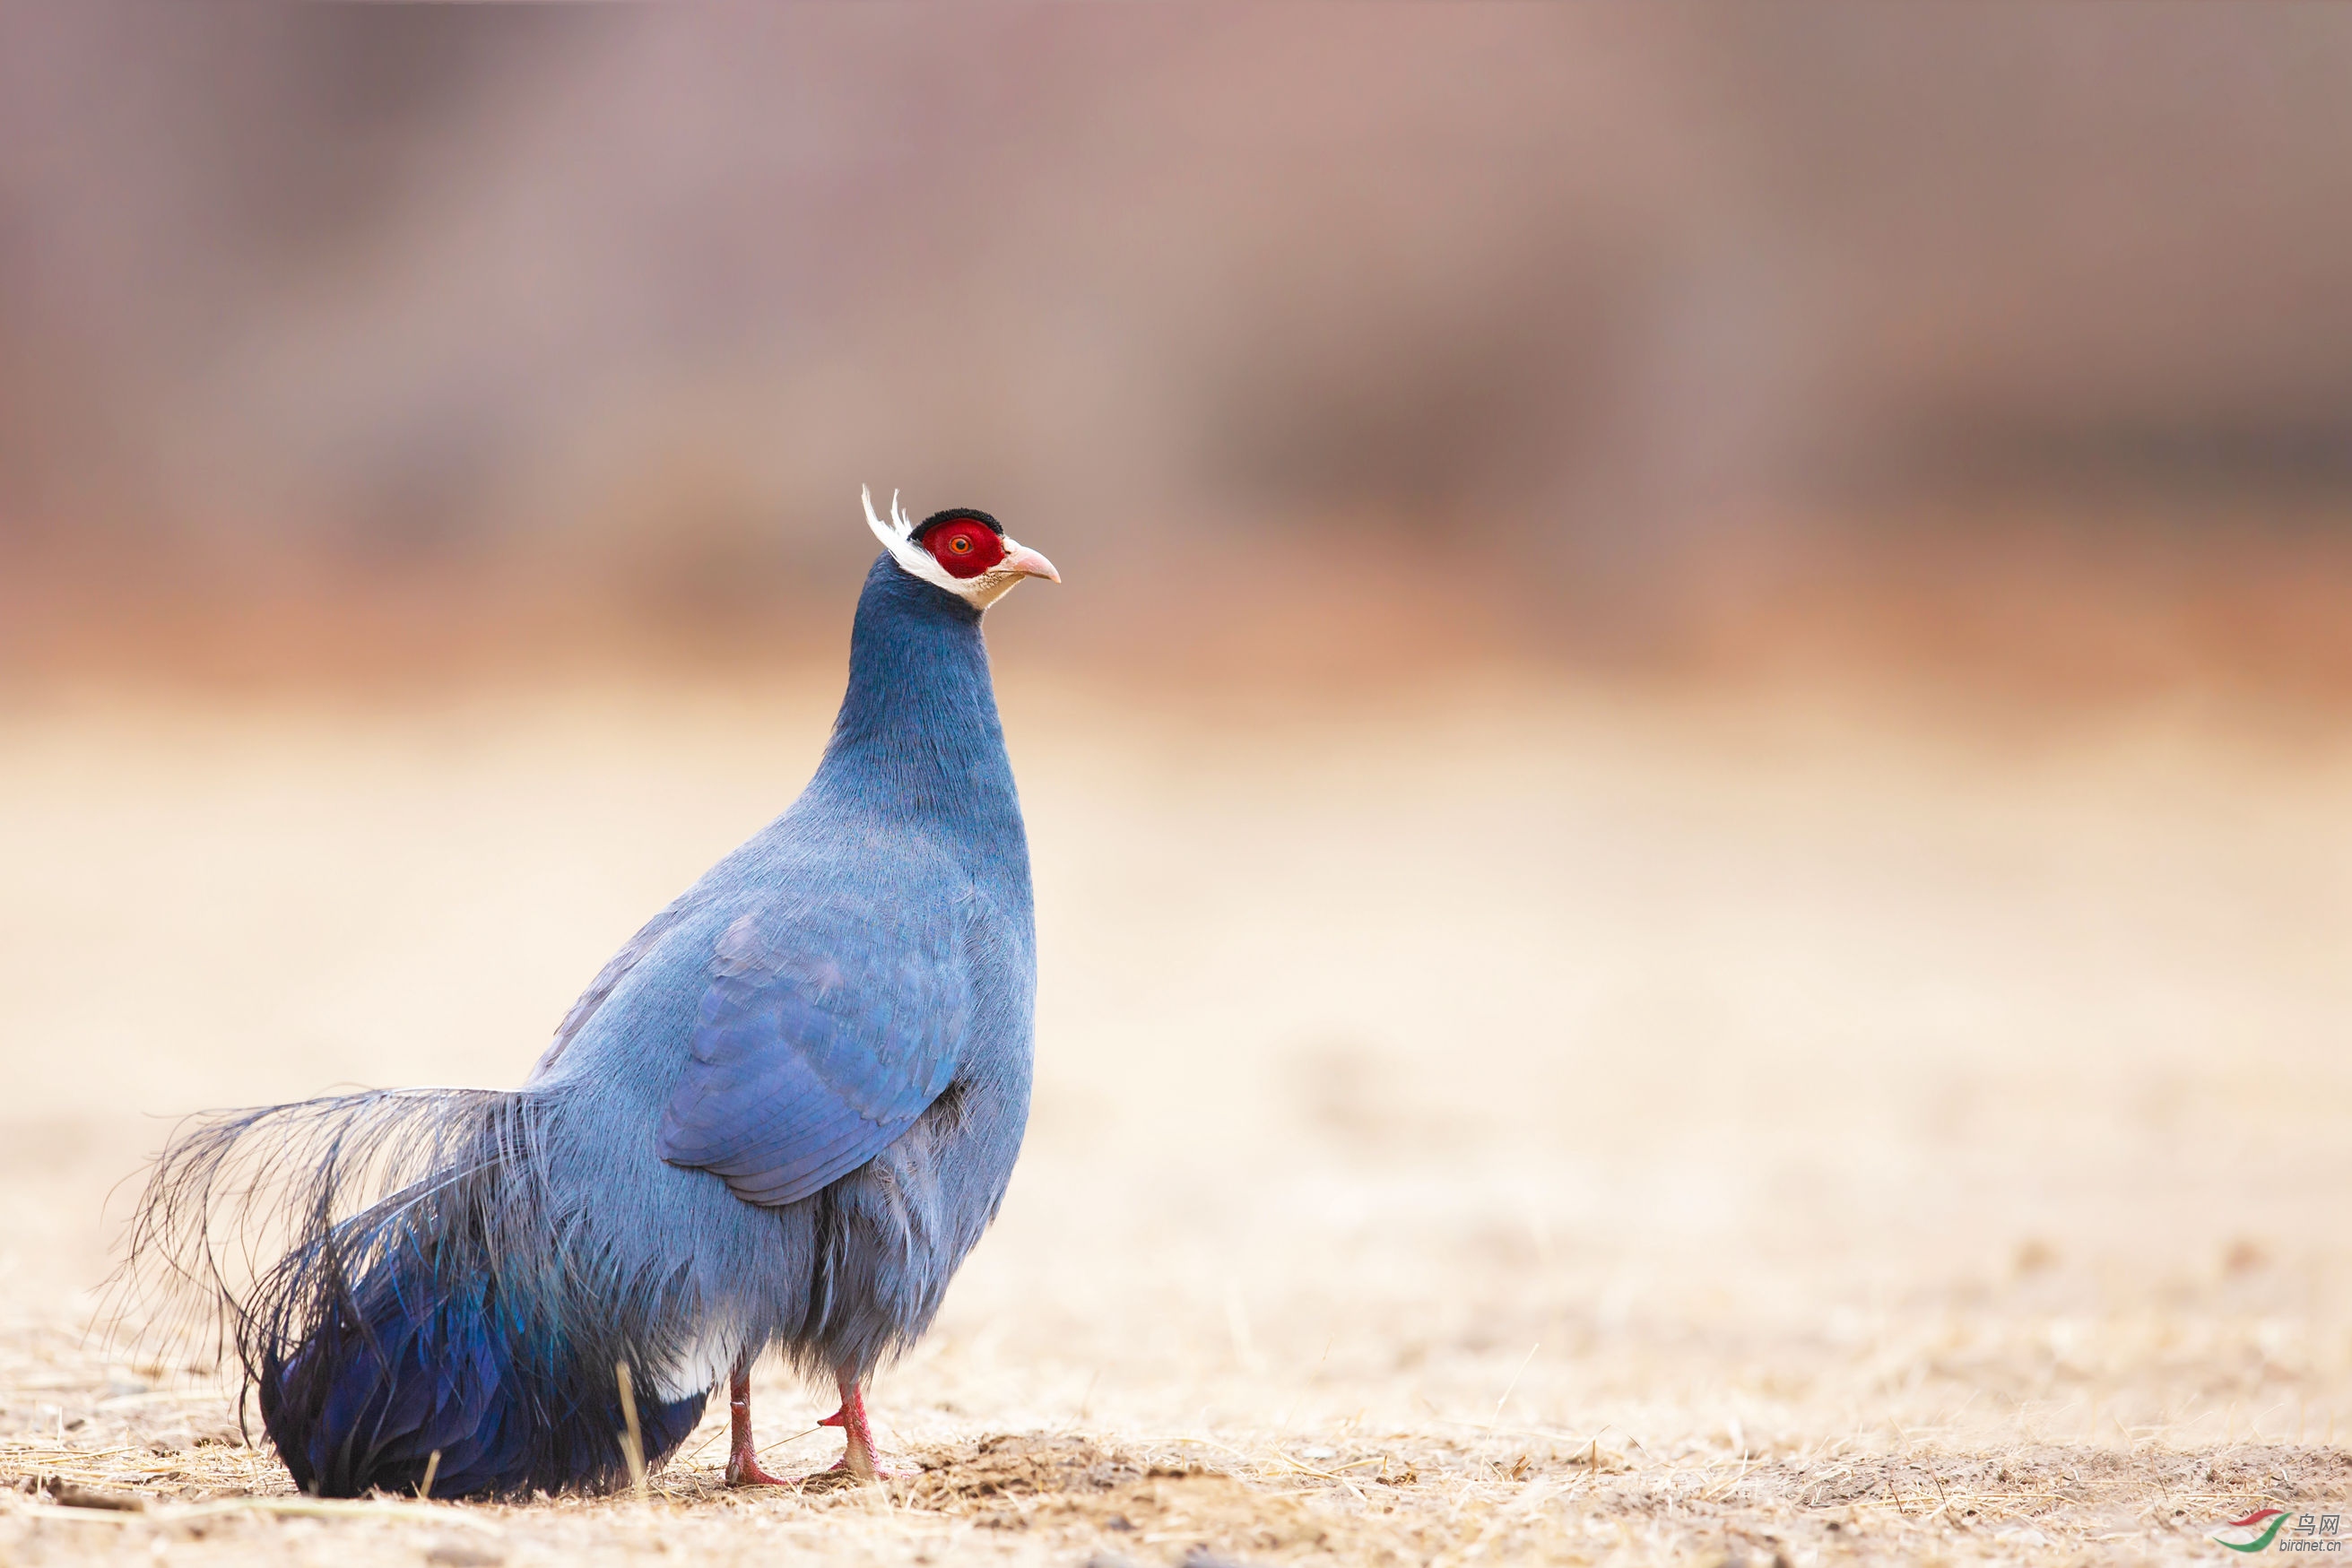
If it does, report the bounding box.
[724,1367,789,1486]
[812,1371,903,1479]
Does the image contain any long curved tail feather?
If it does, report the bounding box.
[122,1088,710,1498]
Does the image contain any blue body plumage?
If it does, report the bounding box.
[128,533,1050,1498]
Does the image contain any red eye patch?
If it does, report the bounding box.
[923,520,1005,579]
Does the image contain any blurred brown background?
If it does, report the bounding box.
[4,11,2351,1561]
[4,0,2350,697]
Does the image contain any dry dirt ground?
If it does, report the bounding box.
[0,673,2346,1566]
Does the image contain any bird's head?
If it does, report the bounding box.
[864,486,1061,610]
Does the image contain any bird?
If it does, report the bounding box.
[125,490,1059,1498]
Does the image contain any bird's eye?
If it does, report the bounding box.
[924,520,1005,580]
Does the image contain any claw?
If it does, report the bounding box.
[725,1451,792,1487]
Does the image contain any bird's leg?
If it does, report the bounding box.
[813,1370,903,1479]
[724,1366,789,1486]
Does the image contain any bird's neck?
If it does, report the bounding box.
[811,558,1027,861]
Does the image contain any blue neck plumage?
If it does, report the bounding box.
[812,556,1028,879]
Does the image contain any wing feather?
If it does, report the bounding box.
[656,905,969,1207]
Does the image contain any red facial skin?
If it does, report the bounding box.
[924,520,1005,579]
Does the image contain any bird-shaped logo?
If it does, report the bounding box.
[2210,1509,2290,1553]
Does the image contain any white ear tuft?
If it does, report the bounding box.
[863,484,908,551]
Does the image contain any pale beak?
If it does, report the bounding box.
[1001,541,1061,583]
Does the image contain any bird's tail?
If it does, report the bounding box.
[121,1087,711,1498]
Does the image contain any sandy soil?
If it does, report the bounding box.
[0,673,2347,1565]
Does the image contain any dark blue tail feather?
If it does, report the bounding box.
[126,1089,718,1500]
[261,1260,705,1497]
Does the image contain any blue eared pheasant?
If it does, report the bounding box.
[127,492,1059,1496]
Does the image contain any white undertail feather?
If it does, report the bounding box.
[655,1324,746,1402]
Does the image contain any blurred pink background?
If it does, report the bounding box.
[2,2,2348,694]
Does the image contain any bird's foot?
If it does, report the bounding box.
[805,1453,915,1483]
[816,1390,909,1480]
[725,1446,793,1487]
[725,1365,796,1486]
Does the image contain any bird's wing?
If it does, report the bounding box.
[656,903,969,1208]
